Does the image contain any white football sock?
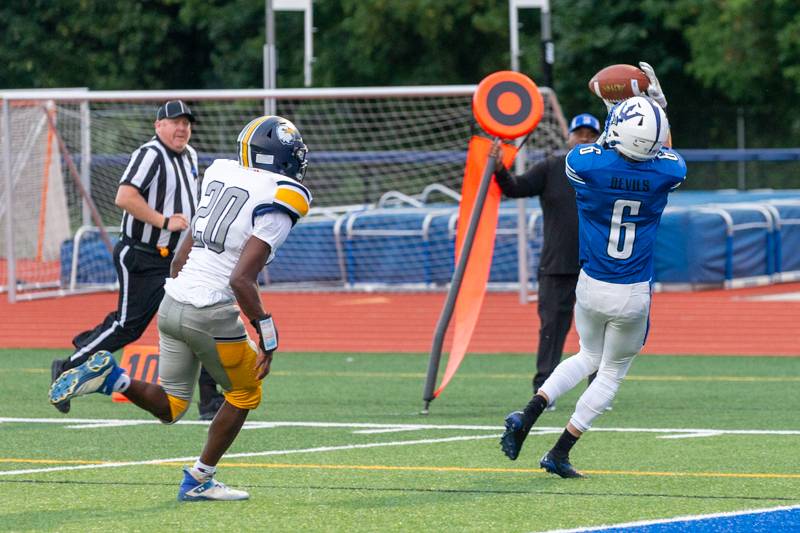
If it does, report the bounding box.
[191,460,216,480]
[112,373,130,393]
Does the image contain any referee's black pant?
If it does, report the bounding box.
[67,239,170,370]
[533,273,579,392]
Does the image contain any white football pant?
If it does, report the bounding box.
[539,270,651,433]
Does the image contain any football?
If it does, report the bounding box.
[588,64,650,102]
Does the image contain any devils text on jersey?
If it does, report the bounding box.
[565,144,686,283]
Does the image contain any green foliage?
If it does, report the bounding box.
[0,0,210,89]
[179,0,264,88]
[659,0,799,104]
[2,0,800,147]
[313,0,508,86]
[552,1,689,126]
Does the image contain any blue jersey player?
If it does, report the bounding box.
[500,95,686,478]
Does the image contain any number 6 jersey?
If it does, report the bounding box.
[565,144,686,284]
[165,158,312,308]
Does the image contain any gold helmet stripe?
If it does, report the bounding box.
[238,116,273,168]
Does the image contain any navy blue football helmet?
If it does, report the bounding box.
[237,115,308,181]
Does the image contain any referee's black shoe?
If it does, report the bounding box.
[198,392,225,421]
[50,358,71,414]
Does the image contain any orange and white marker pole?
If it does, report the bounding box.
[422,71,543,414]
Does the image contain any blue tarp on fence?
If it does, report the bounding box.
[62,190,800,288]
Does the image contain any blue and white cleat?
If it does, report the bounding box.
[500,410,528,461]
[48,351,124,405]
[540,451,584,479]
[178,468,249,501]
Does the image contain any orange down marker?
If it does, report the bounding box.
[111,345,160,403]
[423,71,543,410]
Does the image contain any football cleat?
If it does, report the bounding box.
[540,451,584,479]
[178,468,249,501]
[50,358,71,414]
[198,394,225,421]
[500,411,528,461]
[48,351,124,405]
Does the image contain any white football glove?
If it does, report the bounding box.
[639,61,667,109]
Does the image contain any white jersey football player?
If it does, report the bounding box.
[500,95,686,478]
[49,115,311,501]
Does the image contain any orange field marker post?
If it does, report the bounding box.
[111,345,160,403]
[422,71,543,414]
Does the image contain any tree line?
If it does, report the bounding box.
[2,0,799,148]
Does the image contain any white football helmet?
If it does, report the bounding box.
[606,96,669,161]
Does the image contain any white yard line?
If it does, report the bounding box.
[658,430,724,439]
[352,427,430,434]
[1,417,799,478]
[537,503,800,533]
[2,417,799,438]
[66,421,156,429]
[0,433,500,477]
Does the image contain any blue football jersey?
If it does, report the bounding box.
[565,144,686,284]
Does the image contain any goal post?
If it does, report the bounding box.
[1,86,567,302]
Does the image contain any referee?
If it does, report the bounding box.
[490,113,601,399]
[51,100,222,417]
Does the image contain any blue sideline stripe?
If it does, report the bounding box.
[546,504,800,533]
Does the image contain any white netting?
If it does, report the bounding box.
[1,87,567,300]
[0,101,74,291]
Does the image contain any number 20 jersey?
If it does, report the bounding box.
[164,158,312,307]
[565,144,686,284]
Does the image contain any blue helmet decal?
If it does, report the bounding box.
[616,100,645,124]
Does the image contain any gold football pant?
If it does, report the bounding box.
[156,294,263,422]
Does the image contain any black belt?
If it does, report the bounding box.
[121,236,172,258]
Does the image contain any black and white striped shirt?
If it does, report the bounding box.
[119,136,199,252]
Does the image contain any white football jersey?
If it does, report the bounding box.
[164,159,312,307]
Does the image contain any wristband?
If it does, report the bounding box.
[162,216,170,229]
[251,315,278,352]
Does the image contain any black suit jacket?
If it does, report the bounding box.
[494,152,580,275]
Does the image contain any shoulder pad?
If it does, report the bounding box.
[274,179,312,219]
[654,149,687,178]
[203,159,229,179]
[566,143,616,173]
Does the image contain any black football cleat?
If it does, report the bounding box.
[198,394,225,421]
[540,451,584,478]
[50,358,71,414]
[500,411,528,460]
